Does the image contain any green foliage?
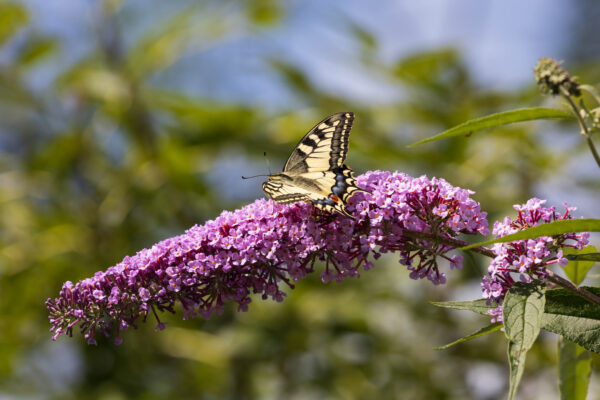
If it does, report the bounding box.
[558,337,592,400]
[434,322,502,350]
[245,0,283,25]
[542,287,600,353]
[565,251,600,262]
[563,246,597,285]
[545,287,600,319]
[503,281,546,400]
[461,219,600,250]
[17,35,58,66]
[434,287,600,352]
[0,2,28,46]
[408,107,572,147]
[430,298,496,316]
[394,48,462,86]
[436,283,600,397]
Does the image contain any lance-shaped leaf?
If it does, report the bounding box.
[558,337,592,400]
[461,219,600,250]
[434,322,502,350]
[503,281,546,400]
[408,108,572,147]
[430,299,496,316]
[565,252,600,262]
[432,288,600,355]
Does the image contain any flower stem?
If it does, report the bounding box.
[560,86,600,168]
[403,230,494,257]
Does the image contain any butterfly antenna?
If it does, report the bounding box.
[264,152,272,175]
[241,174,269,180]
[241,152,274,179]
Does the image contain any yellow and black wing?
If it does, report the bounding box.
[261,178,311,205]
[282,112,353,173]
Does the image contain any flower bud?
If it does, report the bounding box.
[533,57,580,96]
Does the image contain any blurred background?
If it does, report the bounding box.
[1,0,599,399]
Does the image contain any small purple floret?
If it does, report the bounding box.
[482,198,589,322]
[46,170,488,344]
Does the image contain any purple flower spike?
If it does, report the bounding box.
[46,170,488,344]
[482,198,589,322]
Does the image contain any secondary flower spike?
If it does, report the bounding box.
[47,170,489,345]
[481,198,590,322]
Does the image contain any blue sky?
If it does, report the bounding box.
[18,0,575,106]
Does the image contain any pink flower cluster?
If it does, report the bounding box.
[482,198,590,322]
[46,170,489,344]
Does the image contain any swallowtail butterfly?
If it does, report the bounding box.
[262,112,366,218]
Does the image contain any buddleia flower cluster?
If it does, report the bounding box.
[46,170,489,344]
[481,198,590,322]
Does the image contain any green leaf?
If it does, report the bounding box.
[544,315,600,354]
[542,287,600,353]
[17,36,58,66]
[558,337,592,400]
[508,341,527,400]
[0,2,29,46]
[503,281,546,400]
[434,322,501,350]
[430,299,496,316]
[127,6,211,79]
[246,0,283,26]
[565,252,600,262]
[393,48,459,85]
[504,281,546,349]
[461,219,600,250]
[563,246,597,285]
[407,107,572,147]
[580,84,600,105]
[433,288,600,353]
[545,287,600,319]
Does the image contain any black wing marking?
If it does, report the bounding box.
[330,164,366,204]
[309,165,366,219]
[262,180,310,204]
[283,112,354,173]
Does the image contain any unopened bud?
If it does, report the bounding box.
[534,57,580,96]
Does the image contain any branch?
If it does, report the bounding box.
[545,269,600,307]
[560,86,600,168]
[402,230,495,257]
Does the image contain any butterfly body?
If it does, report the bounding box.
[262,112,366,218]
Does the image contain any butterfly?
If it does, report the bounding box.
[262,112,366,219]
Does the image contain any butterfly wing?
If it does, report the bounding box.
[300,166,364,218]
[263,166,365,219]
[283,112,354,173]
[262,177,311,205]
